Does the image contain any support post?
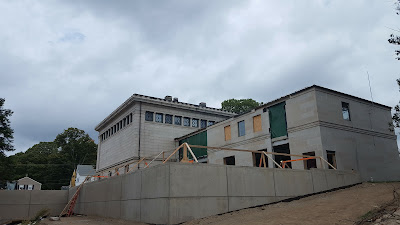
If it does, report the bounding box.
[181,143,190,163]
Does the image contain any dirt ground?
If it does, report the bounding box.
[42,182,400,225]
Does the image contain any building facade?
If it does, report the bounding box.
[176,85,400,181]
[95,94,235,174]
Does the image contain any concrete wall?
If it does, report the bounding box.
[70,163,361,224]
[0,190,68,221]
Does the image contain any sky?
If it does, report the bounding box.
[1,0,399,155]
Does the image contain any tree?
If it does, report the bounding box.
[221,98,263,114]
[0,98,14,153]
[388,0,400,60]
[54,128,98,168]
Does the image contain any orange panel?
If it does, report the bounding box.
[224,125,231,141]
[253,115,262,132]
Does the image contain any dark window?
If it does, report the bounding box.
[183,117,190,126]
[175,116,182,125]
[165,114,173,124]
[120,121,122,128]
[130,113,132,123]
[114,125,116,133]
[327,151,337,169]
[125,165,129,173]
[123,118,126,126]
[208,121,215,126]
[342,102,351,121]
[238,120,245,137]
[253,150,268,167]
[127,115,130,125]
[117,123,119,131]
[303,152,317,170]
[192,118,199,127]
[200,119,207,128]
[224,156,235,165]
[273,144,291,168]
[145,111,154,121]
[155,113,163,123]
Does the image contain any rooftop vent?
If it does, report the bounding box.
[199,102,206,107]
[173,97,179,103]
[165,96,172,102]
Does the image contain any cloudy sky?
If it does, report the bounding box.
[1,0,399,155]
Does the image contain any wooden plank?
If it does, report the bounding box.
[253,115,262,132]
[186,143,198,163]
[224,125,231,141]
[262,153,266,168]
[263,152,282,168]
[163,143,184,163]
[319,157,337,170]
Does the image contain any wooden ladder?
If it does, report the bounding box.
[59,176,90,217]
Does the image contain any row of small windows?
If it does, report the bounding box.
[101,113,133,142]
[145,111,215,128]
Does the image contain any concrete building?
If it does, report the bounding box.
[176,85,400,181]
[95,94,235,175]
[17,177,41,190]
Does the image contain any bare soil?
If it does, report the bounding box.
[43,182,400,225]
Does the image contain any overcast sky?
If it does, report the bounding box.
[1,0,399,155]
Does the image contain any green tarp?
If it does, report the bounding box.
[179,131,207,159]
[268,102,288,139]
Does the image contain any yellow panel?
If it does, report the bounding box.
[253,115,262,132]
[224,125,231,141]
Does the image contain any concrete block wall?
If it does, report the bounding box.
[0,190,68,221]
[69,163,361,224]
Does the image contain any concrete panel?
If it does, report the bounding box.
[30,190,68,204]
[227,166,275,197]
[121,200,141,221]
[0,191,31,204]
[121,170,142,200]
[0,205,29,220]
[105,200,121,218]
[141,198,169,224]
[170,163,228,197]
[94,201,107,217]
[169,197,228,224]
[228,196,279,211]
[82,179,108,203]
[274,169,314,197]
[325,170,345,189]
[28,204,66,217]
[310,169,329,193]
[141,164,170,199]
[106,176,122,201]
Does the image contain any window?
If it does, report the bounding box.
[253,115,262,132]
[114,125,116,133]
[200,120,207,128]
[208,121,215,126]
[117,123,119,131]
[165,114,173,124]
[238,120,245,137]
[192,118,199,127]
[155,113,164,123]
[108,171,112,177]
[123,118,126,127]
[342,102,351,121]
[327,151,337,169]
[130,113,132,123]
[19,185,25,190]
[183,117,190,126]
[303,152,317,170]
[125,165,129,173]
[127,115,130,125]
[224,156,235,165]
[175,116,182,125]
[224,125,231,141]
[145,111,154,121]
[253,150,268,167]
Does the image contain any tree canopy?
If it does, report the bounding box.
[221,98,263,114]
[388,1,400,60]
[0,98,14,153]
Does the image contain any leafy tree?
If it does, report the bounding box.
[54,128,97,168]
[388,0,400,60]
[221,98,263,114]
[0,98,14,153]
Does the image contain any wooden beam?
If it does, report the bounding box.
[263,152,282,169]
[186,143,198,163]
[319,157,337,170]
[163,143,184,164]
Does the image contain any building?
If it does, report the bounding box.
[95,94,235,175]
[74,165,96,186]
[176,85,400,181]
[16,177,41,190]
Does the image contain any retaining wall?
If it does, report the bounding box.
[70,163,361,224]
[0,190,68,221]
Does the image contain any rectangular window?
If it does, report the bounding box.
[224,125,231,141]
[145,111,154,121]
[130,113,132,123]
[125,165,129,173]
[123,118,126,126]
[238,120,245,137]
[253,115,262,132]
[224,156,235,165]
[342,102,351,121]
[120,121,122,129]
[117,123,119,131]
[175,116,182,125]
[327,151,337,169]
[114,125,116,133]
[155,113,163,123]
[126,115,130,125]
[200,119,207,128]
[27,185,33,190]
[253,150,268,167]
[165,114,173,124]
[183,117,190,126]
[192,118,199,127]
[208,121,215,126]
[303,152,317,170]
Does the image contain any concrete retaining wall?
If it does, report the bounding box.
[0,190,68,221]
[71,163,361,224]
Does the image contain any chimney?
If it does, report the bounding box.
[199,102,206,107]
[165,96,172,102]
[173,97,179,103]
